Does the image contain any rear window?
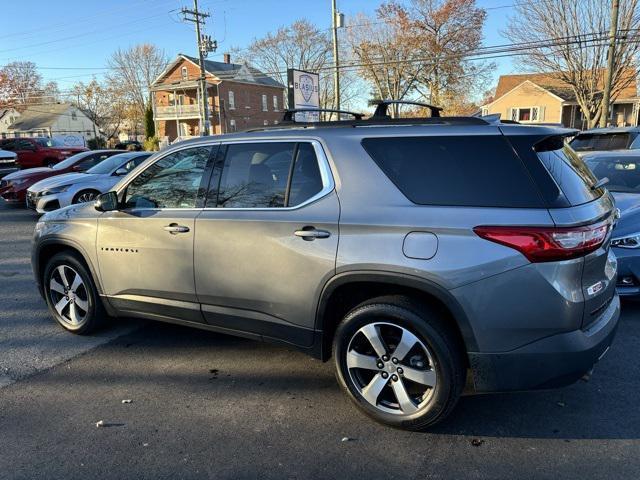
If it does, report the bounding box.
[570,133,631,152]
[536,138,602,205]
[361,135,543,208]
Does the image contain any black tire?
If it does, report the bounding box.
[333,295,465,431]
[72,189,100,204]
[43,252,107,335]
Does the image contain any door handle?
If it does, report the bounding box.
[163,223,190,234]
[294,228,331,240]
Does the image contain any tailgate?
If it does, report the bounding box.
[549,193,617,329]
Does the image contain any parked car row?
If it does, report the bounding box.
[2,109,639,430]
[1,150,151,212]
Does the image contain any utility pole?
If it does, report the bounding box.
[601,0,620,128]
[331,0,343,116]
[182,0,217,136]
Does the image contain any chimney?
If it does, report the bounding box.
[223,53,231,64]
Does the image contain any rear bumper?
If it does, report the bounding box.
[468,293,620,392]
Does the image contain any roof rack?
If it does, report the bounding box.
[370,100,443,119]
[282,108,364,122]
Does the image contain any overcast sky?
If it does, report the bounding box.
[0,0,518,92]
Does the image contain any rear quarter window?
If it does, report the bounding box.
[570,133,631,152]
[536,138,602,206]
[361,135,544,208]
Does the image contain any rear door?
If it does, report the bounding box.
[535,138,617,328]
[194,140,339,346]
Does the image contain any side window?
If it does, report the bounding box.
[214,142,325,208]
[76,153,107,170]
[17,140,34,150]
[287,143,324,206]
[124,147,211,209]
[217,143,296,208]
[0,140,16,151]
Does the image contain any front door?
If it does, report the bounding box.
[96,144,214,322]
[194,141,340,346]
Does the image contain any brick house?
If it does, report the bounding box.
[481,70,639,129]
[151,53,285,141]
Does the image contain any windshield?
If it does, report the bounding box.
[87,154,132,174]
[52,151,91,170]
[585,156,640,193]
[35,137,65,148]
[570,133,631,152]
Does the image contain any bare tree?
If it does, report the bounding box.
[72,79,128,141]
[238,19,358,111]
[505,0,640,128]
[0,61,59,108]
[106,44,168,119]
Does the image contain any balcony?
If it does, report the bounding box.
[155,104,200,120]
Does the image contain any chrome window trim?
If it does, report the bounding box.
[115,138,335,213]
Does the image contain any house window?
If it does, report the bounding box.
[71,110,77,121]
[262,94,268,112]
[181,66,188,80]
[264,120,269,126]
[509,107,542,123]
[229,119,236,132]
[481,107,489,116]
[273,95,278,111]
[228,91,235,110]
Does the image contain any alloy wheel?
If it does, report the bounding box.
[48,265,89,327]
[346,322,437,415]
[76,192,98,203]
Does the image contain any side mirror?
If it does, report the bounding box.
[94,191,119,212]
[114,167,128,176]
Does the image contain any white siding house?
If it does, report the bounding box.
[5,104,99,143]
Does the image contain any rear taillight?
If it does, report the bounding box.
[473,221,610,262]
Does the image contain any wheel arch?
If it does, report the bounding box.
[34,238,104,297]
[314,271,477,361]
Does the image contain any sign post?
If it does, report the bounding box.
[287,69,320,122]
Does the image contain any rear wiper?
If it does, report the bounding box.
[592,177,609,190]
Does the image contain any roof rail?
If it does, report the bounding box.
[370,100,443,119]
[282,108,364,122]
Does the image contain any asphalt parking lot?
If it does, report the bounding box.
[1,199,639,480]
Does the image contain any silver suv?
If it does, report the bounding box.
[32,106,620,430]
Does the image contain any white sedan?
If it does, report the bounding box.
[27,151,152,213]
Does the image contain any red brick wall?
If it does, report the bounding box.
[154,57,285,138]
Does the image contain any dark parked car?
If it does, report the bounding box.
[585,150,640,296]
[0,137,88,169]
[0,150,120,204]
[114,140,143,151]
[570,126,640,157]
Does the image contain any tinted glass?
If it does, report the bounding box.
[537,143,601,205]
[87,153,148,174]
[16,140,34,150]
[52,151,93,170]
[124,147,211,209]
[0,140,17,151]
[288,143,324,206]
[217,143,295,208]
[570,133,631,152]
[361,136,543,207]
[585,155,640,193]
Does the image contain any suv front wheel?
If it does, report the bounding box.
[333,296,465,430]
[43,252,106,334]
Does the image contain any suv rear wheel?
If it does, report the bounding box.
[43,252,106,334]
[333,296,465,430]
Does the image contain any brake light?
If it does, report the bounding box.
[473,221,610,262]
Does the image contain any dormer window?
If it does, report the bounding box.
[181,66,188,80]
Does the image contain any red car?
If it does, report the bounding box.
[0,150,121,204]
[0,137,88,169]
